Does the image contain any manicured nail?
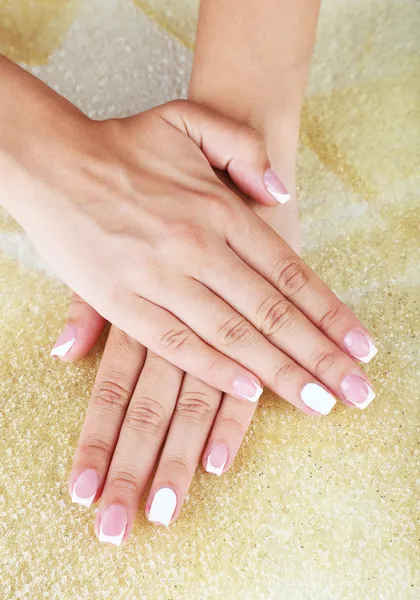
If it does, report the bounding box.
[301,383,336,415]
[206,444,228,476]
[98,505,128,547]
[343,330,378,363]
[233,375,263,403]
[51,324,76,357]
[263,168,291,204]
[148,488,177,526]
[340,375,375,410]
[72,469,100,508]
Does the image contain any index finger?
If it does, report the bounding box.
[226,205,378,364]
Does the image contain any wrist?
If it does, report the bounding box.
[0,57,90,220]
[1,107,91,228]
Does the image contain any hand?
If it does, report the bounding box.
[33,99,377,412]
[63,288,376,546]
[65,296,238,544]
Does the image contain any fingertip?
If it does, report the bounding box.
[263,168,291,204]
[204,443,229,476]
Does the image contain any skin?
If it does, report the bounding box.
[56,1,377,544]
[0,0,377,545]
[1,56,373,408]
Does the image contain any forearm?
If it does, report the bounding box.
[189,0,320,193]
[0,55,87,222]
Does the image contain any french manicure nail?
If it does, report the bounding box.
[263,168,291,204]
[301,383,336,415]
[343,330,378,363]
[98,505,128,547]
[233,375,263,403]
[340,375,375,410]
[206,444,228,476]
[148,488,177,526]
[72,469,100,508]
[51,324,76,357]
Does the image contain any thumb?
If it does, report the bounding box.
[159,100,291,206]
[50,293,107,362]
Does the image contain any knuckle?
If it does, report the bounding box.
[311,349,337,377]
[318,302,343,331]
[112,329,138,355]
[125,396,166,436]
[176,390,215,424]
[167,219,211,255]
[163,454,191,476]
[92,379,131,411]
[108,470,139,494]
[273,257,309,297]
[217,414,246,438]
[217,316,254,349]
[203,191,233,222]
[257,295,295,338]
[273,361,297,387]
[78,436,114,461]
[159,327,192,353]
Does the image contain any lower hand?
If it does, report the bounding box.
[66,300,250,544]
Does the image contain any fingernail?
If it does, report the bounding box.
[233,375,263,403]
[98,505,128,547]
[301,383,336,415]
[206,444,228,476]
[148,488,177,526]
[51,324,76,357]
[263,168,291,204]
[72,469,100,508]
[340,375,375,410]
[343,330,378,363]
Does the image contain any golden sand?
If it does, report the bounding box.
[0,0,418,597]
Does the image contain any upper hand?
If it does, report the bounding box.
[42,99,376,413]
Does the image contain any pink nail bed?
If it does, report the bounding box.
[99,505,128,547]
[340,375,376,410]
[233,375,263,402]
[206,444,228,476]
[263,168,291,204]
[72,469,100,508]
[343,330,378,363]
[51,324,76,357]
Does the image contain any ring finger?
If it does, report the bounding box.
[146,374,222,526]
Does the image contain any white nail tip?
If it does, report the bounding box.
[98,525,125,547]
[148,488,177,526]
[301,383,336,415]
[265,183,291,204]
[71,488,96,508]
[248,384,263,403]
[206,455,226,476]
[50,337,76,357]
[356,339,378,364]
[354,385,376,410]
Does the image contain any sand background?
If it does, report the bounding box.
[0,1,419,598]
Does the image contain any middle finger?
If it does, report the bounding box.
[94,351,183,545]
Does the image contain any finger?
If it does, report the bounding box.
[146,375,222,526]
[51,293,106,362]
[68,327,146,508]
[196,249,375,410]
[158,99,291,206]
[107,293,264,404]
[226,206,379,364]
[149,277,338,416]
[94,352,183,545]
[202,392,258,476]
